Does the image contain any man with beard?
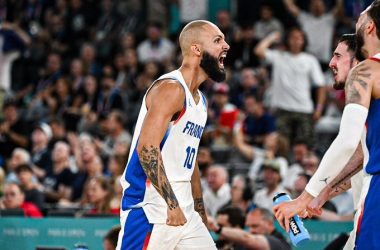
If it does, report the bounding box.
[116,20,229,250]
[274,1,380,249]
[274,34,365,250]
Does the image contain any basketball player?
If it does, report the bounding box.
[305,34,366,250]
[270,34,365,250]
[274,1,380,249]
[116,20,229,250]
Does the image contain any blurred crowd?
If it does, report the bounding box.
[0,0,372,248]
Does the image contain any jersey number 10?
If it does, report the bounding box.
[184,146,196,169]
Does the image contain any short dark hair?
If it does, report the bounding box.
[253,207,274,223]
[217,206,246,228]
[104,225,121,248]
[15,164,33,174]
[339,34,356,53]
[368,0,380,40]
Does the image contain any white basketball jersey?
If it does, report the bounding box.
[120,70,208,223]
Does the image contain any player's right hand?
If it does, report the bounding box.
[166,206,187,226]
[273,199,307,232]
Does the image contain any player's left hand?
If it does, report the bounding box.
[306,192,328,217]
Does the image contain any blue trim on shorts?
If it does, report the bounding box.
[121,208,153,250]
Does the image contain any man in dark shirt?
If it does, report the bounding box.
[0,100,29,160]
[209,207,290,250]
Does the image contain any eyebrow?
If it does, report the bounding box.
[214,34,225,40]
[333,52,341,56]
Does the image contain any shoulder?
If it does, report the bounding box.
[147,79,186,99]
[146,79,186,112]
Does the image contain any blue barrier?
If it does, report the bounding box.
[0,218,352,250]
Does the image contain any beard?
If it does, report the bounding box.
[355,25,367,61]
[333,81,345,90]
[200,51,226,82]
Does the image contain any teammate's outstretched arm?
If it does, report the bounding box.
[274,61,373,231]
[137,79,187,226]
[191,163,207,224]
[307,142,364,217]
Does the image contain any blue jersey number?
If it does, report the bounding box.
[184,146,196,169]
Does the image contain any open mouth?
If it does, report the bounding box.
[219,53,226,68]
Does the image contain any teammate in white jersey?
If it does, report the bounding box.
[116,20,229,250]
[274,1,380,248]
[270,34,365,249]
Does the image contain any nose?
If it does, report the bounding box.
[329,57,336,69]
[223,41,230,51]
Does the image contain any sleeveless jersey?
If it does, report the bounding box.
[364,53,380,175]
[120,70,208,223]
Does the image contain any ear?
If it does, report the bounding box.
[191,44,202,56]
[367,20,376,35]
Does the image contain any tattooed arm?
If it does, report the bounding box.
[274,61,372,232]
[307,143,364,216]
[137,79,187,226]
[191,162,207,224]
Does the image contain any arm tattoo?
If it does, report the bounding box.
[331,163,363,190]
[138,145,179,210]
[330,144,364,191]
[194,198,206,222]
[346,64,371,103]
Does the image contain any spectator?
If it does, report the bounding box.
[241,94,276,148]
[253,160,287,212]
[0,22,31,93]
[209,83,240,148]
[215,10,237,45]
[283,0,344,69]
[230,68,260,108]
[254,4,284,40]
[301,151,320,175]
[48,117,68,149]
[196,147,214,189]
[100,67,125,112]
[95,110,131,161]
[234,131,288,185]
[137,22,174,64]
[282,139,309,190]
[109,175,122,213]
[15,164,44,211]
[213,206,246,249]
[0,182,42,218]
[203,165,231,218]
[26,53,62,122]
[254,28,326,147]
[70,133,103,201]
[84,176,118,215]
[43,141,75,204]
[103,225,121,250]
[0,100,30,159]
[224,174,254,213]
[5,148,31,183]
[227,25,260,69]
[80,43,101,77]
[30,122,53,179]
[209,207,291,250]
[107,154,127,181]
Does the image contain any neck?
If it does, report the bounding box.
[33,143,46,152]
[179,61,207,95]
[53,160,68,173]
[111,128,122,137]
[366,39,380,57]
